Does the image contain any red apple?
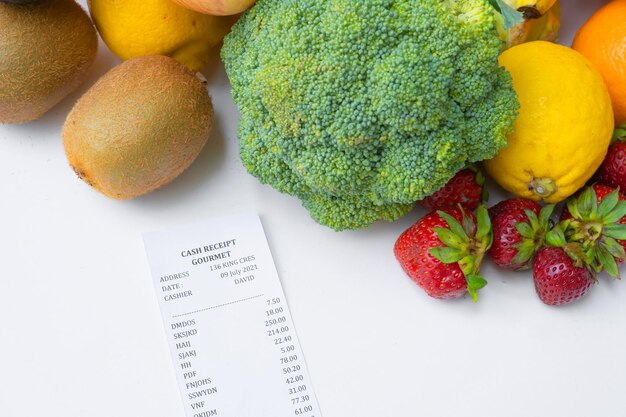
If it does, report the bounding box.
[173,0,256,16]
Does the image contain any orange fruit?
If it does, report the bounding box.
[573,0,626,124]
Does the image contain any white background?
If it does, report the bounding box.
[1,0,623,416]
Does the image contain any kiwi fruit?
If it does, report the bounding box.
[0,0,97,124]
[63,55,214,200]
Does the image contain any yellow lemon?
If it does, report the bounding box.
[484,41,614,203]
[88,0,234,71]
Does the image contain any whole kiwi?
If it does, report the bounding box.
[63,55,214,200]
[0,0,97,124]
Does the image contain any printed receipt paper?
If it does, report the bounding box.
[143,213,321,417]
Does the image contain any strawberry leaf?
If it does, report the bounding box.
[458,255,477,276]
[466,274,488,303]
[432,227,468,248]
[566,198,581,220]
[429,246,463,264]
[516,222,535,239]
[602,201,626,224]
[546,225,567,247]
[524,209,540,231]
[601,237,626,260]
[437,210,469,242]
[613,124,626,143]
[597,190,620,218]
[578,187,596,219]
[603,223,626,240]
[482,186,490,203]
[475,205,492,244]
[539,204,556,227]
[475,169,486,188]
[590,188,600,219]
[511,239,535,264]
[596,245,620,278]
[578,187,598,219]
[461,209,476,237]
[474,170,488,203]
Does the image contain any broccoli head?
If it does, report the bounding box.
[222,0,519,231]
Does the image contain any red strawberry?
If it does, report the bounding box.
[597,124,626,190]
[533,246,593,306]
[394,205,492,301]
[420,168,485,212]
[597,142,626,189]
[489,198,552,270]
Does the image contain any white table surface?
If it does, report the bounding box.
[1,1,623,416]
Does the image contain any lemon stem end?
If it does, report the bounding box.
[528,177,557,199]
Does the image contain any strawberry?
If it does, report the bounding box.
[488,198,553,270]
[420,167,486,212]
[394,205,492,301]
[596,124,626,190]
[559,185,626,277]
[533,246,594,306]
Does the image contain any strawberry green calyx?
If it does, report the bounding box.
[545,223,590,267]
[479,175,490,203]
[429,205,493,302]
[512,204,555,266]
[465,163,488,202]
[561,187,626,278]
[612,124,626,143]
[545,223,567,247]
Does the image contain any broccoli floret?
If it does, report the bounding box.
[222,0,519,231]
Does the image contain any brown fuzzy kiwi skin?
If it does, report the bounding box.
[0,0,98,124]
[62,55,214,200]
